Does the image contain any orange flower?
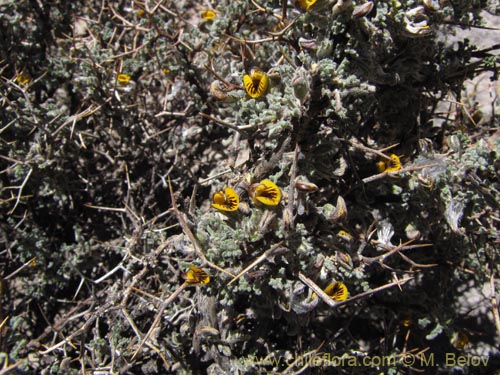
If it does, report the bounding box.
[211,187,239,212]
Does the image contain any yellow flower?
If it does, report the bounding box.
[184,265,210,285]
[297,0,317,12]
[249,179,281,206]
[377,154,402,173]
[201,10,216,20]
[324,281,348,301]
[243,68,269,98]
[162,68,171,75]
[117,73,131,85]
[211,187,239,212]
[16,73,31,86]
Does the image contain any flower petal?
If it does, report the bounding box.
[253,179,281,206]
[117,73,131,85]
[201,10,216,20]
[297,0,317,12]
[184,265,210,285]
[223,187,239,210]
[243,70,269,98]
[386,154,402,172]
[211,187,239,211]
[324,281,348,301]
[377,154,402,173]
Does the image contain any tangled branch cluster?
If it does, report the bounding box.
[0,0,499,374]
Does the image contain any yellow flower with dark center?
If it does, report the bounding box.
[377,154,402,173]
[16,73,31,86]
[243,69,269,98]
[211,187,239,212]
[249,179,281,206]
[117,73,131,85]
[184,265,210,285]
[324,281,348,301]
[201,10,216,20]
[297,0,317,12]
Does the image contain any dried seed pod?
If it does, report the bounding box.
[404,6,432,37]
[332,0,352,16]
[238,201,251,215]
[423,0,440,11]
[418,138,434,157]
[295,178,318,192]
[210,80,229,100]
[298,37,318,50]
[329,196,347,223]
[292,68,310,103]
[352,1,374,18]
[448,134,461,154]
[258,210,277,234]
[290,283,319,314]
[333,156,347,177]
[404,21,432,37]
[198,326,220,337]
[335,250,353,269]
[406,5,427,18]
[267,68,281,81]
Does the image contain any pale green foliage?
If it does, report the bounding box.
[1,0,498,374]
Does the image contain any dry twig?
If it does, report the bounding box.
[167,177,234,277]
[228,242,285,285]
[298,272,414,308]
